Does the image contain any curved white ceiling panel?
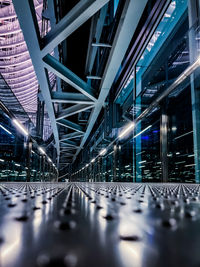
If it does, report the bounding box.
[0,0,43,117]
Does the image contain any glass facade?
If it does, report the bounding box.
[71,0,200,184]
[1,0,200,183]
[0,110,57,182]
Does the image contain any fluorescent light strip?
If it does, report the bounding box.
[0,124,12,135]
[119,122,135,139]
[15,163,20,167]
[136,151,145,156]
[13,119,28,136]
[174,131,193,140]
[139,160,146,164]
[185,164,196,167]
[134,125,152,139]
[175,161,185,164]
[38,147,45,155]
[99,148,107,156]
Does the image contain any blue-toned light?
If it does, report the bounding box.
[0,124,12,135]
[141,136,149,140]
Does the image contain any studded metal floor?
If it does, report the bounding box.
[0,183,200,267]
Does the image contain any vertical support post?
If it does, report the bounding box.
[188,0,200,183]
[49,163,51,181]
[133,66,137,183]
[133,139,136,182]
[40,101,45,138]
[118,145,121,182]
[92,162,95,182]
[113,145,117,182]
[99,157,102,182]
[39,155,42,181]
[160,105,168,183]
[42,155,45,182]
[47,162,50,181]
[36,98,41,137]
[26,138,32,182]
[135,123,142,183]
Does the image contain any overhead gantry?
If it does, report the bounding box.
[12,0,147,170]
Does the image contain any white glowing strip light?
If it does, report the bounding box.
[185,164,196,167]
[119,122,135,139]
[139,160,146,164]
[91,158,95,163]
[0,159,5,162]
[99,148,107,156]
[0,124,12,135]
[13,119,28,136]
[15,163,20,167]
[38,147,45,155]
[134,125,152,139]
[48,157,52,162]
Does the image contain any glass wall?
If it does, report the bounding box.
[132,0,197,183]
[0,110,57,182]
[71,0,200,184]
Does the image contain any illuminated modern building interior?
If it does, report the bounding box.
[0,0,200,266]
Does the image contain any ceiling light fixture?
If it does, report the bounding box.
[0,124,12,135]
[13,119,28,136]
[119,122,135,139]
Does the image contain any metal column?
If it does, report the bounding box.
[160,107,168,183]
[26,138,32,182]
[188,0,200,182]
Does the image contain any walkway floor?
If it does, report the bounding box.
[0,182,199,267]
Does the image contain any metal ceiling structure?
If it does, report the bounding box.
[0,0,55,143]
[10,0,148,171]
[0,0,50,115]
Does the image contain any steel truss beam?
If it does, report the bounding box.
[13,0,109,168]
[43,54,97,102]
[57,119,85,133]
[56,104,94,121]
[41,0,110,57]
[13,0,147,169]
[73,0,148,161]
[12,0,60,159]
[85,4,108,74]
[51,92,94,105]
[59,161,72,164]
[60,148,76,152]
[60,139,78,147]
[60,132,84,141]
[59,152,74,156]
[60,143,79,149]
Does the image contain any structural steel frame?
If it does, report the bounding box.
[13,0,147,169]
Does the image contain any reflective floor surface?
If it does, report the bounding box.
[0,182,200,267]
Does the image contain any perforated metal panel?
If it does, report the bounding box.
[0,182,199,267]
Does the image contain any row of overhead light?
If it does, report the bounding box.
[38,146,57,169]
[72,54,200,177]
[72,122,152,176]
[72,147,107,175]
[0,118,57,171]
